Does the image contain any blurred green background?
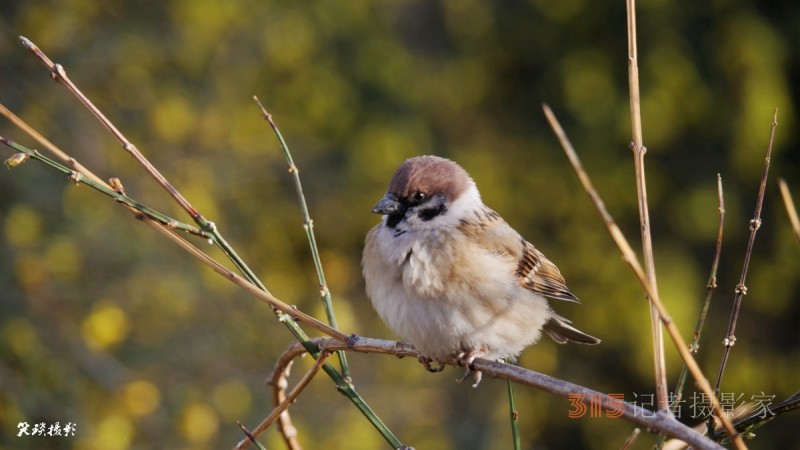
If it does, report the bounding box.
[1,0,798,449]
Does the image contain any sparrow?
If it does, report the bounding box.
[362,155,600,386]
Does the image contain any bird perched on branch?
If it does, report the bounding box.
[362,155,600,386]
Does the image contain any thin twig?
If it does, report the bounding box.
[234,351,332,450]
[0,103,106,186]
[710,391,800,442]
[656,174,725,449]
[679,176,726,385]
[19,36,199,220]
[0,112,342,339]
[542,103,744,448]
[1,136,206,237]
[272,337,724,450]
[712,109,778,428]
[778,178,800,245]
[625,0,668,414]
[237,421,268,450]
[621,428,641,450]
[265,352,303,450]
[253,96,351,380]
[17,36,269,312]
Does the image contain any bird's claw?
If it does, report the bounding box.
[455,351,485,388]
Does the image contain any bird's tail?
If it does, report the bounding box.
[543,315,601,345]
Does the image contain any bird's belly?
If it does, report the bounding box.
[386,273,551,361]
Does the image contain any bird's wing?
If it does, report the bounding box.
[457,206,580,303]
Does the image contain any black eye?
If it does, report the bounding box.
[410,191,427,203]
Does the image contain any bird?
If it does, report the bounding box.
[362,155,600,386]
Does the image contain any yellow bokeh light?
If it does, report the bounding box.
[180,402,219,445]
[81,302,130,351]
[92,413,134,450]
[123,380,161,417]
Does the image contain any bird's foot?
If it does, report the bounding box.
[456,350,486,388]
[417,355,446,373]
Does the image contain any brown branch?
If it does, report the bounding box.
[711,391,800,442]
[542,103,743,448]
[262,337,723,450]
[0,103,107,187]
[141,216,350,342]
[778,178,800,245]
[234,351,333,450]
[625,0,668,414]
[0,104,348,343]
[713,109,778,408]
[19,36,201,221]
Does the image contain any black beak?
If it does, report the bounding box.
[372,195,401,215]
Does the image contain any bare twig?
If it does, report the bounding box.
[542,103,743,448]
[17,37,269,302]
[676,175,726,394]
[0,103,106,186]
[710,391,800,442]
[657,175,725,448]
[621,428,641,450]
[253,96,351,380]
[270,337,724,450]
[234,351,332,450]
[265,353,304,450]
[19,36,199,220]
[237,421,268,450]
[625,0,668,414]
[778,178,800,245]
[0,136,206,237]
[0,109,346,340]
[713,109,778,419]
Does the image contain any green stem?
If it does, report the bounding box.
[507,379,521,450]
[1,136,203,236]
[655,174,724,449]
[253,96,351,379]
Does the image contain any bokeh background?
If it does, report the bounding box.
[1,1,799,449]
